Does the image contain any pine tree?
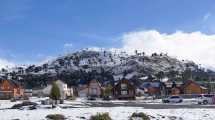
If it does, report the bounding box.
[50,82,61,105]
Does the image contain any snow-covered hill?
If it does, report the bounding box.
[0,48,212,88]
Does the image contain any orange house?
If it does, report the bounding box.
[182,80,208,94]
[0,80,24,99]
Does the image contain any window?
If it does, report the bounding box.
[91,88,97,95]
[121,90,128,95]
[121,84,128,90]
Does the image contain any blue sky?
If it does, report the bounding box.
[0,0,215,65]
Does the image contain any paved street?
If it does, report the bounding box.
[84,101,215,109]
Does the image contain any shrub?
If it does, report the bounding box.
[67,96,76,100]
[23,96,29,100]
[11,101,37,109]
[50,82,61,100]
[90,113,112,120]
[130,112,150,120]
[46,114,66,120]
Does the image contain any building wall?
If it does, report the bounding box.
[0,80,23,99]
[171,88,180,95]
[184,83,207,94]
[147,87,160,95]
[78,85,88,97]
[88,80,102,97]
[79,88,88,97]
[1,80,12,91]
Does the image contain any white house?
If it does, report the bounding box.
[42,80,73,99]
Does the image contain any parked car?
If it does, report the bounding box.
[197,94,214,105]
[162,96,183,103]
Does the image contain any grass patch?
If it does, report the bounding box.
[46,114,66,120]
[90,113,112,120]
[130,112,150,120]
[67,96,76,100]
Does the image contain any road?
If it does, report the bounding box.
[84,101,215,109]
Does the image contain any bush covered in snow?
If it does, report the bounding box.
[130,112,150,120]
[46,114,66,120]
[90,113,112,120]
[11,101,37,109]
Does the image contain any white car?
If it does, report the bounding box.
[197,94,214,105]
[162,96,183,103]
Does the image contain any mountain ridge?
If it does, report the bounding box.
[0,48,214,88]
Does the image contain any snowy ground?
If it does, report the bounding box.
[0,107,215,120]
[0,97,215,120]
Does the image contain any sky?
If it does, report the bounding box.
[1,0,215,69]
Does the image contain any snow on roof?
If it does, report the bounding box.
[200,86,208,90]
[161,77,169,82]
[139,76,148,80]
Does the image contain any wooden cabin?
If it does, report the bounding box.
[0,80,24,99]
[78,79,102,97]
[140,81,162,96]
[182,80,208,94]
[113,79,136,100]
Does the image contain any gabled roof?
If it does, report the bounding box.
[182,80,207,89]
[78,79,102,91]
[0,79,22,88]
[140,81,161,88]
[88,79,102,88]
[114,79,136,89]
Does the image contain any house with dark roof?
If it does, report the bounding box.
[140,81,163,96]
[0,80,24,99]
[182,80,208,94]
[113,79,136,100]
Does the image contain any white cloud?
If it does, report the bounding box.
[0,58,14,69]
[121,30,215,69]
[64,43,73,48]
[203,12,211,22]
